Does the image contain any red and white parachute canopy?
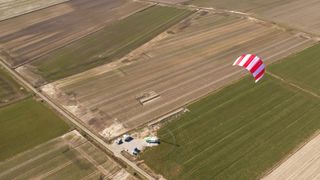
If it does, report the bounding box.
[233,54,265,83]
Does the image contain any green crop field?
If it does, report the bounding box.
[269,44,320,95]
[0,98,69,161]
[142,74,320,179]
[0,67,27,106]
[30,6,192,81]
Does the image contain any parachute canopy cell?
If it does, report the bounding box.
[233,54,265,83]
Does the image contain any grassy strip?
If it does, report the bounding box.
[0,98,69,161]
[32,6,192,81]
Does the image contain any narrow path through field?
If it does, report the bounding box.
[0,143,65,178]
[73,144,110,176]
[267,72,320,99]
[80,170,99,180]
[30,161,72,180]
[182,93,300,166]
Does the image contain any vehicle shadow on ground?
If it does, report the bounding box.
[160,139,180,147]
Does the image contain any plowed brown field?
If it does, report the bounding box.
[0,0,69,21]
[43,12,314,139]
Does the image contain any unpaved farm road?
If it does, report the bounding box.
[0,58,155,180]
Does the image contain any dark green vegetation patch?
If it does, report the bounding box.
[142,75,320,179]
[0,67,27,106]
[0,98,69,161]
[31,6,192,81]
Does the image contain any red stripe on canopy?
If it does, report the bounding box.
[243,54,256,68]
[255,69,265,82]
[235,54,246,65]
[250,60,263,74]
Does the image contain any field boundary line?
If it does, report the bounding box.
[209,103,319,179]
[75,32,305,110]
[29,160,72,180]
[98,9,193,63]
[0,144,65,178]
[0,133,65,163]
[268,72,320,99]
[72,144,110,176]
[182,93,301,166]
[0,94,31,109]
[81,170,100,180]
[260,130,320,179]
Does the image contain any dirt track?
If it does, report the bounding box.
[44,12,314,139]
[0,0,149,67]
[142,0,189,4]
[263,133,320,180]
